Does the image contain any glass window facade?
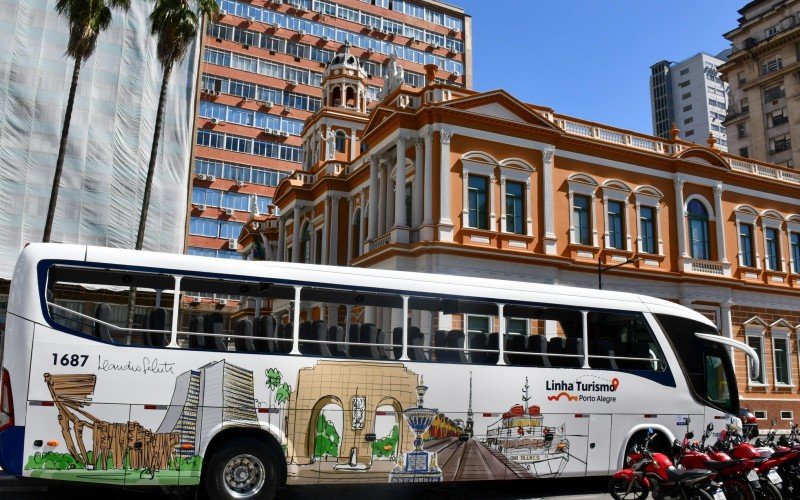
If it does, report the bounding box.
[687,200,710,260]
[607,200,624,249]
[573,195,591,245]
[467,175,488,229]
[740,223,755,267]
[639,205,656,254]
[505,181,524,234]
[766,227,780,271]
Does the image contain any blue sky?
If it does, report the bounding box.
[455,0,740,135]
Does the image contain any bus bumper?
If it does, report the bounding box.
[0,426,25,476]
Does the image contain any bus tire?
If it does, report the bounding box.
[203,437,279,500]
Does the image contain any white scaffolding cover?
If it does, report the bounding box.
[0,0,198,279]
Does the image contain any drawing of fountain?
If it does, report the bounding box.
[388,377,443,483]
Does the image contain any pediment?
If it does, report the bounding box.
[441,90,561,131]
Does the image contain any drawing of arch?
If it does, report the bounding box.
[306,395,345,460]
[372,397,403,461]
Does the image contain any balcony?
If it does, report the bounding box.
[680,257,731,277]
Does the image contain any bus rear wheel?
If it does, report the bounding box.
[203,437,279,500]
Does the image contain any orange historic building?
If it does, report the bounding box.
[239,50,800,425]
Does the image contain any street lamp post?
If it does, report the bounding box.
[598,256,643,290]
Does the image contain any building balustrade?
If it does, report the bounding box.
[680,257,730,277]
[368,231,392,252]
[292,171,316,184]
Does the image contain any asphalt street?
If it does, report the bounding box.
[0,471,612,499]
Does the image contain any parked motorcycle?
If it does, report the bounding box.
[609,428,725,500]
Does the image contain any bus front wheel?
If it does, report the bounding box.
[203,437,279,500]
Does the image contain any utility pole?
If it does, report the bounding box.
[598,256,643,290]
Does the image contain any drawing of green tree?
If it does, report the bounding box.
[265,368,282,389]
[372,425,400,459]
[313,414,340,458]
[275,382,291,404]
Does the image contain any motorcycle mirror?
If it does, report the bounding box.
[750,425,758,439]
[686,431,694,439]
[706,422,714,432]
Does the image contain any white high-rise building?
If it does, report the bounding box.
[650,50,731,151]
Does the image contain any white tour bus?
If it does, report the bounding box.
[0,244,758,499]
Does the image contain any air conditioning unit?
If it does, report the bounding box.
[322,35,329,41]
[210,117,219,125]
[264,100,274,108]
[271,22,279,29]
[198,204,207,211]
[280,130,290,137]
[228,239,239,250]
[299,29,306,36]
[434,43,441,50]
[263,126,272,133]
[248,16,256,22]
[208,175,216,182]
[453,71,461,77]
[197,173,207,181]
[218,298,228,305]
[235,179,245,187]
[191,296,201,304]
[225,208,235,216]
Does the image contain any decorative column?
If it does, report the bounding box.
[368,156,379,240]
[277,216,286,261]
[323,126,331,161]
[500,176,507,232]
[412,137,424,229]
[378,160,387,236]
[542,146,557,254]
[674,176,689,259]
[292,206,301,262]
[421,131,435,240]
[347,196,354,263]
[359,188,367,252]
[329,195,340,265]
[350,130,358,161]
[714,183,729,269]
[525,179,533,236]
[438,129,455,242]
[394,136,408,228]
[321,197,330,265]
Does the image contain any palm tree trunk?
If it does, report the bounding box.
[43,57,82,242]
[136,61,172,250]
[127,62,172,331]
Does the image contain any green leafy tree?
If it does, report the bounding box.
[372,425,400,459]
[266,368,282,389]
[43,0,131,242]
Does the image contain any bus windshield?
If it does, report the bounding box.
[656,314,738,414]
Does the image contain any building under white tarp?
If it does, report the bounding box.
[0,0,198,280]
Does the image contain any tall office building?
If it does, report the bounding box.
[650,51,731,151]
[720,0,800,167]
[186,0,471,261]
[0,0,199,331]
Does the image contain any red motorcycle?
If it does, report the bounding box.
[609,429,725,500]
[714,422,790,500]
[675,422,764,500]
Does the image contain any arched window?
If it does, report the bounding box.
[300,222,312,264]
[351,208,361,259]
[687,199,710,260]
[335,130,347,153]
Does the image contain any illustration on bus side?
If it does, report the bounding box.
[27,360,577,485]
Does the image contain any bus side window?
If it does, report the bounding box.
[587,312,665,371]
[502,306,583,368]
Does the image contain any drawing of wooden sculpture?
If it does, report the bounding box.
[44,373,179,472]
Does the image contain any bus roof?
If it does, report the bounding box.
[16,243,715,327]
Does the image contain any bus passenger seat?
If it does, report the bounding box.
[592,338,616,369]
[313,320,331,357]
[614,341,633,369]
[328,326,345,357]
[485,332,500,364]
[207,313,226,351]
[447,330,466,363]
[280,323,293,353]
[565,337,584,368]
[433,330,448,362]
[505,334,526,366]
[299,321,317,355]
[407,327,425,361]
[94,303,114,343]
[548,337,566,367]
[148,308,168,347]
[361,324,380,359]
[256,316,275,353]
[631,341,654,370]
[392,327,403,360]
[187,315,202,349]
[526,334,548,367]
[234,319,255,352]
[468,331,488,364]
[377,328,391,360]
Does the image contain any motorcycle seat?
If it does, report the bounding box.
[666,467,712,482]
[702,459,739,471]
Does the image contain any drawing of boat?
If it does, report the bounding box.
[484,379,569,478]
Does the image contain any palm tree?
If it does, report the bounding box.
[126,0,218,331]
[135,0,218,250]
[44,0,131,242]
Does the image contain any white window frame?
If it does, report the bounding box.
[568,176,598,246]
[786,219,800,274]
[734,209,761,269]
[461,159,496,231]
[499,166,533,236]
[602,184,632,251]
[506,317,529,336]
[634,189,664,256]
[772,324,793,387]
[781,410,794,420]
[745,323,767,386]
[762,215,785,272]
[754,410,767,419]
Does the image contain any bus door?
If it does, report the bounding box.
[587,413,611,475]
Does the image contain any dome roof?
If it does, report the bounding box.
[324,42,366,79]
